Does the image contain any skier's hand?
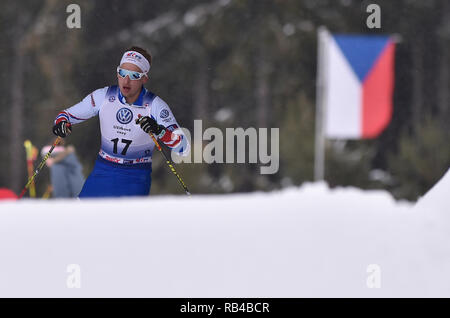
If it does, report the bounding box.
[136,116,165,136]
[52,120,72,138]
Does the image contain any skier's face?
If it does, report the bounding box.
[117,63,148,102]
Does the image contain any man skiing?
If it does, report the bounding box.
[52,46,189,197]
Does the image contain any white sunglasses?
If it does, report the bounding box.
[117,66,147,80]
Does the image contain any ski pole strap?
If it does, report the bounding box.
[18,136,61,199]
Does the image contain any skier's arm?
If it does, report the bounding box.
[55,87,107,124]
[150,97,190,156]
[53,87,108,137]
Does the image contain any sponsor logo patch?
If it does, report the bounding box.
[160,109,170,119]
[116,108,133,124]
[105,155,121,163]
[126,52,142,60]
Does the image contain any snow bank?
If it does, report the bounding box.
[0,170,449,297]
[415,168,450,214]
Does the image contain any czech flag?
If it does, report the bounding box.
[319,29,396,139]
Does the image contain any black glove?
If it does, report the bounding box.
[136,116,165,136]
[52,121,72,138]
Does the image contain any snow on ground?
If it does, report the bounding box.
[0,169,449,297]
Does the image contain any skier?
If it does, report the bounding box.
[52,46,189,197]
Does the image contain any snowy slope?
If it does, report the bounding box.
[415,168,450,214]
[0,170,449,297]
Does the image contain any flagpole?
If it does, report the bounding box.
[314,26,328,181]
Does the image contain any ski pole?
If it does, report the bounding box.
[18,136,61,199]
[137,116,191,196]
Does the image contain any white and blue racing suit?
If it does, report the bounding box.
[54,85,189,197]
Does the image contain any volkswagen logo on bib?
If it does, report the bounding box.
[116,108,133,124]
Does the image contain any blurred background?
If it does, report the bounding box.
[0,0,449,200]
